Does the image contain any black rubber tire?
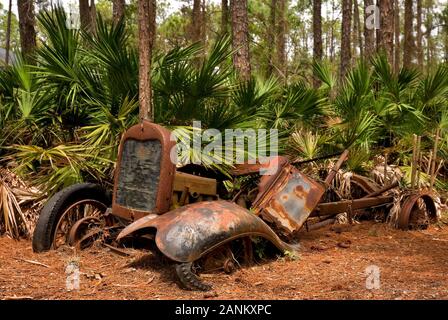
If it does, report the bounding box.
[175,262,212,291]
[32,183,111,253]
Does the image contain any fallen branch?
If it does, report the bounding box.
[14,258,50,269]
[103,243,133,257]
[3,295,34,300]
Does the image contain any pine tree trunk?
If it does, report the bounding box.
[79,0,96,32]
[138,0,156,121]
[5,0,12,65]
[79,0,92,31]
[364,0,375,59]
[191,0,201,44]
[267,0,276,76]
[340,0,352,80]
[403,0,414,68]
[313,0,322,87]
[221,0,229,35]
[376,0,381,50]
[393,0,400,73]
[149,0,156,49]
[90,0,97,33]
[113,0,126,24]
[17,0,36,61]
[416,0,423,69]
[201,0,207,46]
[330,1,336,62]
[379,0,394,65]
[276,0,287,79]
[353,0,363,57]
[231,0,251,81]
[425,3,434,72]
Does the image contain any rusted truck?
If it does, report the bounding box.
[32,121,437,291]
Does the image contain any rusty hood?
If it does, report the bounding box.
[117,200,300,263]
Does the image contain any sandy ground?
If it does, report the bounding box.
[1,220,448,300]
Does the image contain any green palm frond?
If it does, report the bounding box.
[312,60,336,92]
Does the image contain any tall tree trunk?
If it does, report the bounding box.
[79,0,96,32]
[201,0,207,46]
[364,0,375,59]
[393,0,400,73]
[191,0,202,44]
[221,0,229,35]
[79,0,92,30]
[340,0,352,80]
[353,0,363,58]
[113,0,126,24]
[267,0,276,76]
[416,0,423,69]
[149,0,156,49]
[330,1,336,62]
[276,0,287,79]
[231,0,251,81]
[138,0,156,121]
[17,0,36,61]
[403,0,414,68]
[313,0,322,87]
[379,0,394,65]
[90,0,97,32]
[376,0,381,51]
[5,0,12,65]
[425,1,434,73]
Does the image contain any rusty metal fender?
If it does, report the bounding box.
[116,200,299,263]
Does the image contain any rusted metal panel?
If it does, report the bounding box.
[253,165,325,234]
[116,139,162,212]
[117,200,300,263]
[112,121,176,221]
[173,172,217,196]
[313,196,394,216]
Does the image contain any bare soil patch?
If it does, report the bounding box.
[1,221,448,300]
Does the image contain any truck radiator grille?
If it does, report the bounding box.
[116,139,161,212]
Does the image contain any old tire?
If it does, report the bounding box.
[32,183,111,253]
[175,262,212,291]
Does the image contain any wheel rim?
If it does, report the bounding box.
[52,199,107,249]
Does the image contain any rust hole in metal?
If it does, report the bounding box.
[294,185,306,199]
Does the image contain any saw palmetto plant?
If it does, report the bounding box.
[0,6,447,238]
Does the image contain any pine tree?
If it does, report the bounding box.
[231,0,251,80]
[340,0,352,80]
[313,0,322,86]
[17,0,36,61]
[138,0,156,121]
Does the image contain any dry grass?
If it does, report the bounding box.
[0,168,44,239]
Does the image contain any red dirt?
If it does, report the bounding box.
[1,220,448,300]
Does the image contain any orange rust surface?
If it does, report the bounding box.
[398,192,438,230]
[254,165,325,234]
[118,201,299,263]
[112,120,176,220]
